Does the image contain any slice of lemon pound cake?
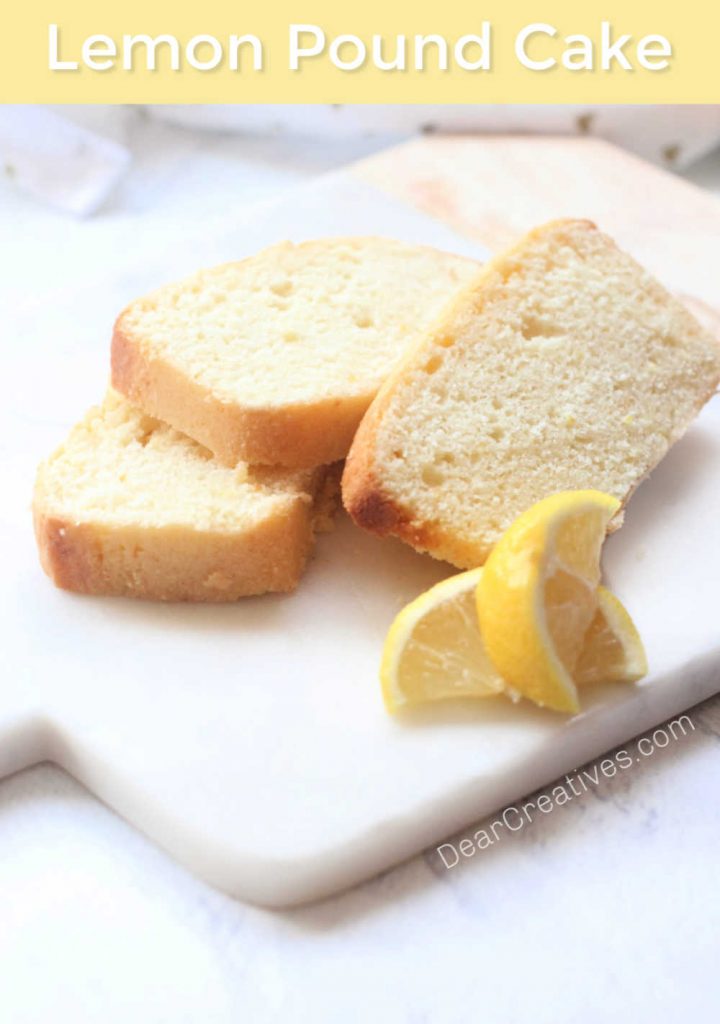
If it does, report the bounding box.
[343,219,720,568]
[112,238,479,469]
[34,391,327,601]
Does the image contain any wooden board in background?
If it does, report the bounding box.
[356,135,720,333]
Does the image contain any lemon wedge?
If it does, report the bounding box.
[380,491,647,715]
[380,568,506,712]
[476,490,621,713]
[575,585,648,686]
[380,571,645,714]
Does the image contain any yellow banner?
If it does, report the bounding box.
[1,0,717,103]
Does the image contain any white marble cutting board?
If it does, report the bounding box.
[4,148,720,907]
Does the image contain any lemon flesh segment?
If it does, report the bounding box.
[575,585,648,686]
[380,568,506,713]
[476,490,621,714]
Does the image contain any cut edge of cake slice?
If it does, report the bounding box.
[342,219,720,568]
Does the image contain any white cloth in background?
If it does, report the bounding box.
[2,104,720,216]
[151,104,720,170]
[0,106,131,217]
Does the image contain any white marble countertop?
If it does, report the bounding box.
[2,109,719,1023]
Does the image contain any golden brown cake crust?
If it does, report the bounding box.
[33,499,315,601]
